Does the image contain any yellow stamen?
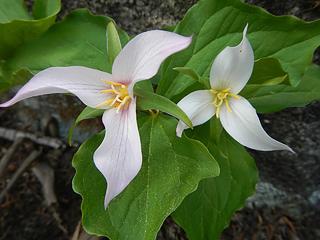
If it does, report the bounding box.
[101,89,116,94]
[225,99,232,112]
[95,98,114,108]
[229,93,240,99]
[116,96,130,113]
[104,80,124,86]
[97,80,131,111]
[210,88,240,118]
[111,96,120,106]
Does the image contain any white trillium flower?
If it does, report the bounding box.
[0,30,192,207]
[176,25,293,152]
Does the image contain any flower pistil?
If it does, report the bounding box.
[97,80,131,112]
[210,88,239,118]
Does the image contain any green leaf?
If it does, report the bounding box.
[0,0,61,59]
[248,58,288,86]
[0,0,31,22]
[173,67,200,82]
[135,86,193,128]
[243,64,320,113]
[106,21,122,64]
[0,67,32,91]
[76,107,105,124]
[157,0,320,99]
[0,9,130,91]
[174,67,210,89]
[32,0,60,19]
[134,79,154,93]
[72,113,219,239]
[173,119,258,240]
[68,107,104,145]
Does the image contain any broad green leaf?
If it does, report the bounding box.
[248,58,288,86]
[72,113,219,239]
[0,0,31,22]
[68,107,104,145]
[75,107,105,124]
[0,0,61,58]
[157,0,320,99]
[173,67,200,82]
[135,87,193,128]
[0,9,130,91]
[135,79,154,93]
[174,67,210,89]
[32,0,60,19]
[243,64,320,113]
[0,68,32,91]
[173,119,258,240]
[106,21,122,64]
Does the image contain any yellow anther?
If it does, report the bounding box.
[210,88,239,118]
[97,80,131,111]
[95,98,114,108]
[104,80,124,86]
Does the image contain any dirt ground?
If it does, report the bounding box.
[0,0,319,240]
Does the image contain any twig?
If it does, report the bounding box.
[0,138,23,178]
[32,162,57,206]
[0,150,42,203]
[0,127,64,149]
[50,207,69,235]
[31,162,68,235]
[71,221,82,240]
[71,221,100,240]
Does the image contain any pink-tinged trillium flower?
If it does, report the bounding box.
[176,25,293,152]
[0,30,192,207]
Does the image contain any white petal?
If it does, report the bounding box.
[93,99,142,208]
[210,25,254,94]
[176,90,215,137]
[0,67,112,109]
[220,97,293,152]
[112,30,192,84]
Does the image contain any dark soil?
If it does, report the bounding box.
[1,0,320,240]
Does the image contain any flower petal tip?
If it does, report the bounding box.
[243,23,249,37]
[104,194,112,210]
[186,35,193,44]
[276,142,294,153]
[176,120,187,138]
[176,128,183,138]
[178,34,193,52]
[0,100,13,108]
[286,145,295,154]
